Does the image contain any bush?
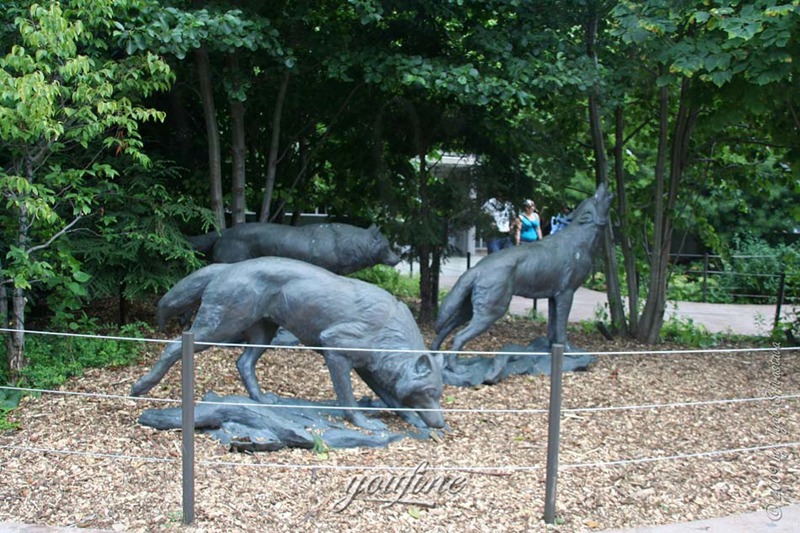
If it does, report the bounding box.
[1,317,147,390]
[717,236,800,304]
[349,265,419,298]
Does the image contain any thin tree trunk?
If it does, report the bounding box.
[1,265,10,379]
[8,198,30,377]
[228,54,247,226]
[614,106,640,332]
[637,83,671,343]
[585,5,626,332]
[259,72,290,223]
[637,79,699,343]
[195,45,225,230]
[417,149,436,324]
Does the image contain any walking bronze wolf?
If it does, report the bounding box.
[189,222,400,274]
[432,184,614,356]
[132,257,444,431]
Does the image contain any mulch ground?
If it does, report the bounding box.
[1,316,798,532]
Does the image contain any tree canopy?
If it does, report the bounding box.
[2,0,799,374]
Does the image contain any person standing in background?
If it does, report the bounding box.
[514,198,543,244]
[481,194,516,254]
[550,206,572,235]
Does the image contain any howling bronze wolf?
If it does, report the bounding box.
[432,184,614,355]
[132,257,444,431]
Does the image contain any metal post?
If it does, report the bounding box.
[544,343,565,524]
[774,269,786,330]
[702,253,709,303]
[181,332,195,525]
[466,252,471,270]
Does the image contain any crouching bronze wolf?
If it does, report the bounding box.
[132,257,444,431]
[433,184,614,356]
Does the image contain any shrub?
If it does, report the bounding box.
[716,236,799,304]
[1,317,147,390]
[349,265,419,298]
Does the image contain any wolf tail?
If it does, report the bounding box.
[157,264,231,331]
[431,269,477,350]
[186,231,222,255]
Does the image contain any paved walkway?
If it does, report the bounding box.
[397,254,785,337]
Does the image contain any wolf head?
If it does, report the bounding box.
[570,183,614,228]
[368,224,402,267]
[395,353,445,428]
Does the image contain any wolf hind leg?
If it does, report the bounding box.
[431,301,473,352]
[449,286,514,353]
[131,333,213,396]
[236,320,279,403]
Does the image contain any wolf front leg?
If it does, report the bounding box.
[355,368,427,429]
[323,351,387,431]
[547,290,575,346]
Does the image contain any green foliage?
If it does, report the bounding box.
[69,161,212,303]
[349,265,419,298]
[667,268,729,304]
[659,312,719,348]
[775,306,800,343]
[1,0,174,370]
[5,319,148,390]
[118,2,288,63]
[717,236,800,304]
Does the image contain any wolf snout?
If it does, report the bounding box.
[417,406,445,428]
[383,249,402,267]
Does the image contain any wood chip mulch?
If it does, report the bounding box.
[1,317,798,532]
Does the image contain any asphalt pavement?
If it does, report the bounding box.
[397,254,785,337]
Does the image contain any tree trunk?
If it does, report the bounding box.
[585,6,626,332]
[195,45,225,230]
[228,54,248,226]
[0,271,10,380]
[636,79,699,343]
[417,148,437,323]
[259,72,290,223]
[636,83,670,344]
[8,287,26,378]
[614,106,640,332]
[8,200,30,378]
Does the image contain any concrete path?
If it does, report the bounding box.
[600,503,799,533]
[397,254,785,337]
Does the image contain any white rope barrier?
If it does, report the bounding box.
[1,384,797,415]
[2,326,798,358]
[1,328,797,484]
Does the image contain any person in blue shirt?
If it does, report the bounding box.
[550,206,572,235]
[514,198,543,244]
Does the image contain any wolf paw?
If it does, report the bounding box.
[351,414,388,432]
[130,380,150,397]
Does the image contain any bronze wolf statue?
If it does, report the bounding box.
[189,222,400,274]
[432,184,614,357]
[132,257,444,431]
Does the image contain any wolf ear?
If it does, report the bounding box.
[414,354,433,377]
